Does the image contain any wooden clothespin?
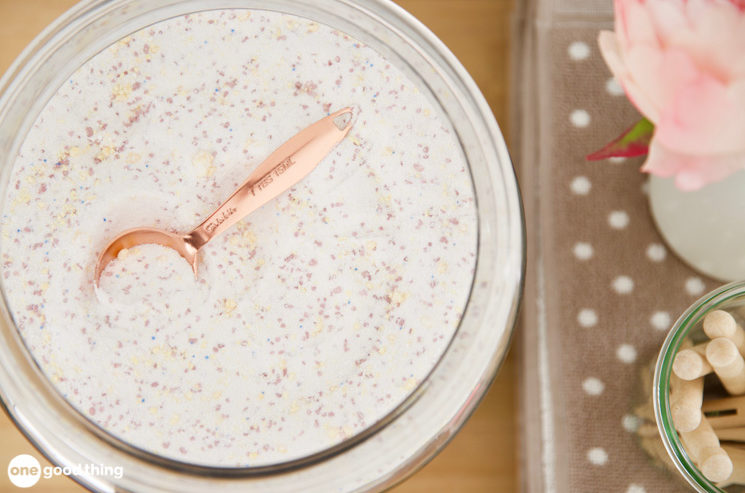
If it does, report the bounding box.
[703,395,745,429]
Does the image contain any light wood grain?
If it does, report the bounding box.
[0,1,517,491]
[394,0,514,141]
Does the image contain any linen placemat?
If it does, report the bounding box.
[512,1,719,491]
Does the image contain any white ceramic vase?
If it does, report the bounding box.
[649,170,745,282]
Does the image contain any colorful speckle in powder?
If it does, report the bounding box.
[0,10,477,467]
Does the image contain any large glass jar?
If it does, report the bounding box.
[0,1,523,491]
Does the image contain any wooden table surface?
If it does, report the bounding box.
[0,1,517,491]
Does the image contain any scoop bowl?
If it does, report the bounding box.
[94,228,199,285]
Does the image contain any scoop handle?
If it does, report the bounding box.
[186,108,353,249]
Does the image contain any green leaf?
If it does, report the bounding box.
[586,117,654,161]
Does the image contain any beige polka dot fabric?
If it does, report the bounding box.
[513,1,717,491]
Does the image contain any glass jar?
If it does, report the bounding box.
[0,0,523,491]
[654,281,745,492]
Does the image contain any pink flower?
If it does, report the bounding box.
[599,0,745,190]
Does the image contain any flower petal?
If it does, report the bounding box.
[623,44,669,116]
[656,71,745,155]
[598,31,660,122]
[597,31,626,77]
[671,0,745,79]
[615,0,659,51]
[643,139,745,191]
[644,0,690,46]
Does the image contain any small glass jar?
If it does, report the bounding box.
[654,281,745,492]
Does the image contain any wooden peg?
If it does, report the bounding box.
[673,343,713,381]
[670,373,704,432]
[704,310,745,356]
[707,338,745,395]
[701,448,734,483]
[717,445,745,487]
[714,427,745,442]
[680,413,733,482]
[703,395,745,429]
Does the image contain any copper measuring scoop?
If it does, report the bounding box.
[94,107,354,286]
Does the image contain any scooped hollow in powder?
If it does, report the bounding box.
[97,244,207,307]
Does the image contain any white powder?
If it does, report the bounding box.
[0,10,477,467]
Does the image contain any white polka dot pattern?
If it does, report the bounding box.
[571,176,591,195]
[606,77,624,96]
[578,309,598,328]
[616,344,637,363]
[612,276,634,294]
[608,210,630,229]
[646,243,666,262]
[686,277,706,296]
[583,377,605,396]
[573,242,593,260]
[622,414,640,432]
[570,109,591,128]
[568,41,591,60]
[587,447,608,465]
[532,35,720,491]
[650,311,671,331]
